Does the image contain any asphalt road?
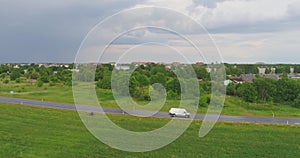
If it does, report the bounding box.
[1,96,300,126]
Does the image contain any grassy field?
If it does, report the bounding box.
[0,83,74,103]
[0,103,300,157]
[1,82,300,117]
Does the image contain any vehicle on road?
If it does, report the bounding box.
[169,108,190,118]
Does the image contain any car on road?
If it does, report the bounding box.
[169,108,190,118]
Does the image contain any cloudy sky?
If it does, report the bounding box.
[1,0,300,64]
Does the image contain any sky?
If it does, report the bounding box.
[1,0,300,64]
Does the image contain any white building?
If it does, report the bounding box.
[258,67,266,75]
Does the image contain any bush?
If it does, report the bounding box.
[64,80,72,86]
[97,76,111,89]
[3,79,9,84]
[199,95,209,107]
[294,95,300,108]
[49,82,55,87]
[132,86,150,101]
[167,90,179,100]
[237,83,257,103]
[15,78,21,83]
[37,79,43,87]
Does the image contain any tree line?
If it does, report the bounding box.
[95,64,210,102]
[227,77,300,108]
[0,64,73,87]
[1,63,300,108]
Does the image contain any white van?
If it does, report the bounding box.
[169,108,190,118]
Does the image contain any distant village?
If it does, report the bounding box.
[224,66,300,86]
[1,62,300,84]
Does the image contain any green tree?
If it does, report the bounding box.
[30,70,40,80]
[244,64,258,74]
[167,90,179,100]
[57,69,72,85]
[129,76,139,96]
[166,78,181,95]
[3,79,9,84]
[237,83,257,102]
[0,64,9,74]
[193,65,209,80]
[134,86,150,101]
[253,78,276,102]
[37,79,43,87]
[73,65,94,82]
[135,73,150,87]
[226,83,237,96]
[150,65,166,76]
[199,95,210,107]
[265,68,271,74]
[15,78,21,83]
[199,81,211,94]
[150,72,166,86]
[38,66,51,83]
[95,65,111,81]
[275,65,290,74]
[275,78,300,103]
[9,69,21,81]
[294,95,300,108]
[0,73,7,79]
[97,75,111,89]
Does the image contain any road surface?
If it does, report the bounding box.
[1,96,300,125]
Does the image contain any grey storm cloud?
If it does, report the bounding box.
[0,0,144,63]
[1,0,300,63]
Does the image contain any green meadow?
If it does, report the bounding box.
[1,83,300,117]
[0,103,299,157]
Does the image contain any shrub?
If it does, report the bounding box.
[15,78,21,83]
[199,96,209,107]
[167,90,179,100]
[37,79,43,87]
[294,95,300,108]
[237,83,257,103]
[49,82,55,86]
[3,79,9,84]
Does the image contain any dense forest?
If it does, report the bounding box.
[1,63,300,108]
